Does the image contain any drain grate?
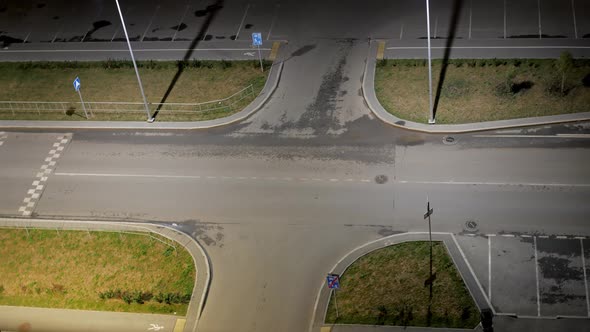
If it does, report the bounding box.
[442,136,457,145]
[464,220,478,232]
[375,175,388,184]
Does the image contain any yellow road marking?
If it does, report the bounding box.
[376,41,385,60]
[173,318,186,332]
[269,41,281,61]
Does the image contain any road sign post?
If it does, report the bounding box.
[252,32,263,72]
[327,273,340,319]
[423,197,435,297]
[73,76,89,119]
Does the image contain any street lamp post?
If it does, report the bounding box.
[426,0,435,124]
[115,0,153,122]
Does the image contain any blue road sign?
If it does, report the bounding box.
[252,32,262,46]
[73,77,81,92]
[326,274,340,289]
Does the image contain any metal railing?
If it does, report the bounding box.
[0,84,255,116]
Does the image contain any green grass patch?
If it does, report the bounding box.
[326,241,480,328]
[375,58,590,124]
[0,60,270,121]
[0,228,195,315]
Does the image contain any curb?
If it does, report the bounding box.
[0,217,211,332]
[0,60,284,130]
[309,232,492,332]
[362,41,590,134]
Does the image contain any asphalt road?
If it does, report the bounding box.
[1,1,590,331]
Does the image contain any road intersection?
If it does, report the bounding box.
[0,0,590,331]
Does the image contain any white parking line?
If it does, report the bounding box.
[23,31,31,43]
[534,236,541,317]
[503,0,507,39]
[434,16,438,39]
[537,0,542,39]
[234,3,251,40]
[266,4,280,41]
[173,4,190,42]
[488,235,492,301]
[141,5,160,42]
[571,0,578,39]
[468,0,473,39]
[580,238,590,317]
[399,23,404,40]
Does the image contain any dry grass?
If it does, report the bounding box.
[375,59,590,124]
[0,61,268,121]
[0,228,195,315]
[325,241,479,328]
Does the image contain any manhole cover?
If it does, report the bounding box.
[442,136,457,145]
[375,175,388,184]
[465,220,478,232]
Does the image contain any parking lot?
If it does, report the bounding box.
[1,0,589,47]
[458,233,590,318]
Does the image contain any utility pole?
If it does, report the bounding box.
[115,0,154,122]
[425,0,435,124]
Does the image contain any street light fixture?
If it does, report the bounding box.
[426,0,435,124]
[115,0,154,122]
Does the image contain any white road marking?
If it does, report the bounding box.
[486,234,497,237]
[537,0,542,39]
[396,180,590,187]
[503,0,507,39]
[556,235,568,239]
[502,234,515,238]
[141,5,161,42]
[539,235,549,239]
[386,46,590,50]
[521,234,532,238]
[580,238,590,317]
[474,134,590,138]
[173,4,190,42]
[434,15,438,39]
[571,0,578,39]
[23,31,31,43]
[399,23,404,40]
[18,135,71,216]
[244,52,255,56]
[452,234,495,311]
[575,236,586,240]
[0,48,271,53]
[534,236,541,317]
[234,3,251,41]
[267,4,279,41]
[468,0,473,39]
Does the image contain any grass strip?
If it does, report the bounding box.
[326,241,480,328]
[375,58,590,124]
[0,228,195,315]
[0,60,270,121]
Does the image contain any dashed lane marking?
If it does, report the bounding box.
[18,134,71,217]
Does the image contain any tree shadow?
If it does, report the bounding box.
[432,0,464,119]
[151,0,224,120]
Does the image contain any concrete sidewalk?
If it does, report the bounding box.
[362,40,590,134]
[0,217,210,332]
